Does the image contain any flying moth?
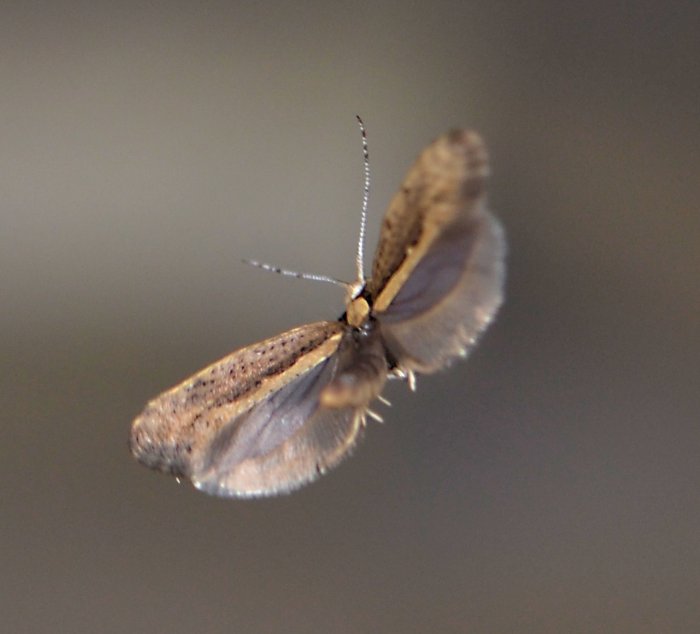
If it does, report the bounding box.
[130,121,506,497]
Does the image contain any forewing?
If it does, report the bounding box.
[130,322,388,497]
[370,130,505,373]
[130,322,343,479]
[368,129,490,310]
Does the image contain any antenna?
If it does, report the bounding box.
[354,115,371,288]
[242,259,348,289]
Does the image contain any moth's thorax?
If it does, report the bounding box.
[346,295,370,328]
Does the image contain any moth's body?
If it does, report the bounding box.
[130,129,505,497]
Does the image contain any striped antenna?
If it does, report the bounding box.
[242,259,348,289]
[354,115,371,289]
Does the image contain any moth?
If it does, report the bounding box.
[130,123,506,497]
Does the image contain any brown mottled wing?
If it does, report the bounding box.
[130,322,387,497]
[369,130,505,373]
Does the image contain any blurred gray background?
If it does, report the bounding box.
[2,2,699,632]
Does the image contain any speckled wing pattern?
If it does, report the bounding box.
[368,130,505,373]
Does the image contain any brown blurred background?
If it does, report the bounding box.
[2,2,699,632]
